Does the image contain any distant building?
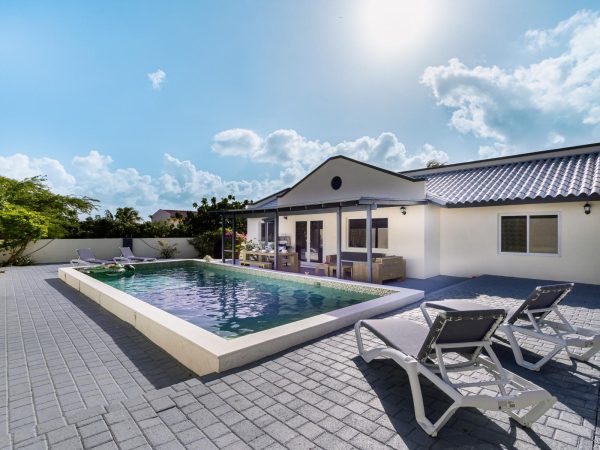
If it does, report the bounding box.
[150,209,195,226]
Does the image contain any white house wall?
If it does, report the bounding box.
[439,201,600,284]
[246,206,431,279]
[278,158,425,207]
[423,205,441,278]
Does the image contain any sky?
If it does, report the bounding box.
[1,0,600,217]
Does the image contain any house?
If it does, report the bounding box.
[228,143,599,285]
[150,209,195,226]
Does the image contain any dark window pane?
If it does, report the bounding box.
[501,216,527,253]
[529,215,558,254]
[348,218,388,248]
[372,218,388,249]
[348,219,366,248]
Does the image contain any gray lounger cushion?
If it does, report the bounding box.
[361,319,428,358]
[362,308,506,363]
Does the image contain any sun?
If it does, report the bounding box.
[358,0,433,58]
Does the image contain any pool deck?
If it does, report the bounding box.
[1,264,599,449]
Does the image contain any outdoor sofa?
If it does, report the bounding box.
[324,252,405,283]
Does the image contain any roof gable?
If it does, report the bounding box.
[277,156,426,207]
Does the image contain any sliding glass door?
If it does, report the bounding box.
[296,220,323,262]
[295,221,308,261]
[309,221,323,262]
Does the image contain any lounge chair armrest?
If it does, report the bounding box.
[113,257,129,263]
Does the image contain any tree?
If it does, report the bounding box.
[183,195,250,236]
[0,176,96,265]
[426,159,445,168]
[114,207,142,237]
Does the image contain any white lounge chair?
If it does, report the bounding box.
[71,248,113,266]
[422,283,600,371]
[355,309,555,437]
[119,247,156,262]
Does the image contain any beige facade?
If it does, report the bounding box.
[243,153,600,285]
[247,201,600,284]
[438,201,600,284]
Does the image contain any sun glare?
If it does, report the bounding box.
[358,0,433,59]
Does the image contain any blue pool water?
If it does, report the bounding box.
[88,261,379,338]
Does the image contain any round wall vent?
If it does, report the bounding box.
[331,176,342,190]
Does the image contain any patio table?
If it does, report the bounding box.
[244,251,299,273]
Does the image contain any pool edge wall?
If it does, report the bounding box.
[58,261,424,376]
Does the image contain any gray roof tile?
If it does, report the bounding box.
[418,152,600,206]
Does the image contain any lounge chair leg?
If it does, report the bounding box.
[354,321,381,363]
[499,325,564,371]
[508,397,555,428]
[404,362,459,437]
[566,337,600,361]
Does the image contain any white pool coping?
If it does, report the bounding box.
[58,259,424,376]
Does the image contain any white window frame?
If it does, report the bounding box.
[498,212,561,257]
[346,217,389,251]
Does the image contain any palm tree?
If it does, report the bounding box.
[115,207,141,224]
[114,207,142,237]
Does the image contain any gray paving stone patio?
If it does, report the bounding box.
[1,264,599,449]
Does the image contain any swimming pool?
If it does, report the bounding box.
[88,261,378,338]
[60,260,423,375]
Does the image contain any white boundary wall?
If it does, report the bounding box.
[1,238,198,264]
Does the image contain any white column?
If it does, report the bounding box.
[366,205,372,283]
[336,207,342,279]
[274,212,279,271]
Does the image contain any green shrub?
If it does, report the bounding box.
[158,240,179,259]
[189,231,221,258]
[12,255,34,266]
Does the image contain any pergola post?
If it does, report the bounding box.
[336,206,342,279]
[366,205,373,283]
[274,212,279,271]
[221,214,226,263]
[231,213,236,265]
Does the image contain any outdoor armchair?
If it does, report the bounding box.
[355,309,555,436]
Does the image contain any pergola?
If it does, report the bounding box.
[213,197,425,283]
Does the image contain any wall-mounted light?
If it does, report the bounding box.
[284,216,288,220]
[400,206,407,215]
[584,203,591,215]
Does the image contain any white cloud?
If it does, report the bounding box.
[548,132,565,145]
[1,130,447,216]
[0,153,76,194]
[524,10,596,50]
[147,69,166,89]
[212,128,448,178]
[421,10,600,158]
[0,149,284,217]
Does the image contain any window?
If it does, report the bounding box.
[348,218,388,249]
[500,214,558,254]
[260,220,274,243]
